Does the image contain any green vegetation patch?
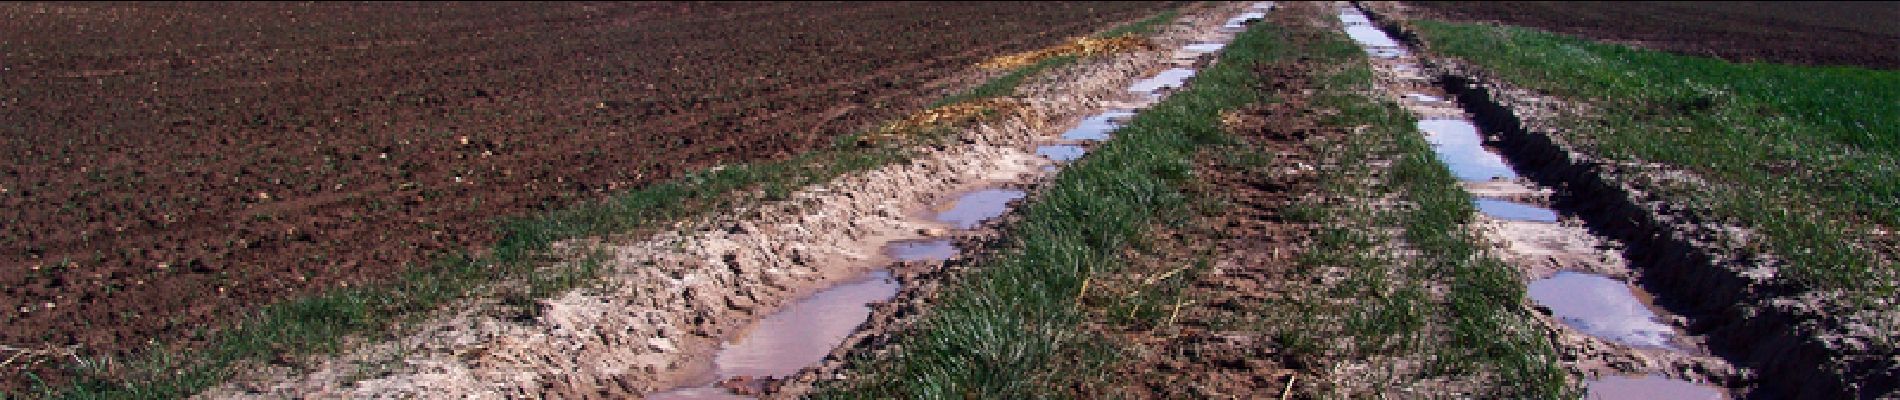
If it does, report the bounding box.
[812,13,1574,398]
[811,19,1279,400]
[1415,20,1899,293]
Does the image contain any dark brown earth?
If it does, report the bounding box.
[1406,1,1900,69]
[1074,34,1340,400]
[0,1,1178,390]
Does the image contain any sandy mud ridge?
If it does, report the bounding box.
[1354,1,1897,398]
[196,3,1264,398]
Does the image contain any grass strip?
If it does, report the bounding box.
[1275,19,1572,398]
[811,20,1278,399]
[30,7,1187,398]
[1413,20,1899,294]
[814,12,1571,398]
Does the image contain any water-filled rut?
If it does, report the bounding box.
[1337,3,1737,398]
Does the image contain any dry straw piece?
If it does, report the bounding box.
[868,97,1024,141]
[978,35,1153,70]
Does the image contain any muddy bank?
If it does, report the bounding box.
[198,3,1255,398]
[1356,2,1897,397]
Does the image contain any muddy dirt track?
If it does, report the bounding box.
[1406,1,1900,69]
[0,1,1183,390]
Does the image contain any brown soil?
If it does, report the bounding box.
[0,1,1180,390]
[1405,1,1900,69]
[1072,13,1339,397]
[196,2,1239,396]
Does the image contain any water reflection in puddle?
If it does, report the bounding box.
[1417,119,1518,181]
[1061,110,1134,141]
[885,239,957,262]
[1586,374,1727,400]
[1403,93,1444,103]
[646,387,751,400]
[651,270,900,399]
[1037,144,1087,162]
[1184,42,1227,53]
[1474,198,1558,222]
[714,270,899,378]
[1528,272,1677,349]
[1339,9,1408,58]
[934,189,1026,229]
[1128,68,1198,94]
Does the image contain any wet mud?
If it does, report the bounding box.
[1339,2,1740,397]
[1354,1,1897,398]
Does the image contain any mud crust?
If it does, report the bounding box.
[1356,2,1898,398]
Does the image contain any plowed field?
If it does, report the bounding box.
[0,1,1176,383]
[1407,1,1900,69]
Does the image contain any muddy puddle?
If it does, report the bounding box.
[1585,374,1727,400]
[1037,144,1088,162]
[885,239,958,262]
[1184,42,1228,53]
[1128,68,1199,95]
[1337,4,1732,397]
[1417,119,1517,182]
[1060,110,1134,141]
[1474,198,1558,222]
[650,271,901,399]
[1527,272,1677,349]
[933,188,1027,229]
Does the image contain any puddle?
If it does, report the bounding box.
[1474,198,1558,222]
[885,239,957,262]
[646,387,751,400]
[1223,11,1268,30]
[652,270,901,399]
[1528,272,1678,349]
[1338,9,1408,59]
[1060,110,1133,141]
[1586,374,1727,400]
[1403,93,1444,103]
[1416,119,1518,181]
[1128,68,1198,94]
[934,188,1026,229]
[1037,144,1087,162]
[1184,42,1228,53]
[1336,3,1743,393]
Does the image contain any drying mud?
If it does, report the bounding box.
[1355,1,1897,398]
[200,3,1263,398]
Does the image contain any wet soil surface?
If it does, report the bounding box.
[1406,1,1900,69]
[0,2,1182,389]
